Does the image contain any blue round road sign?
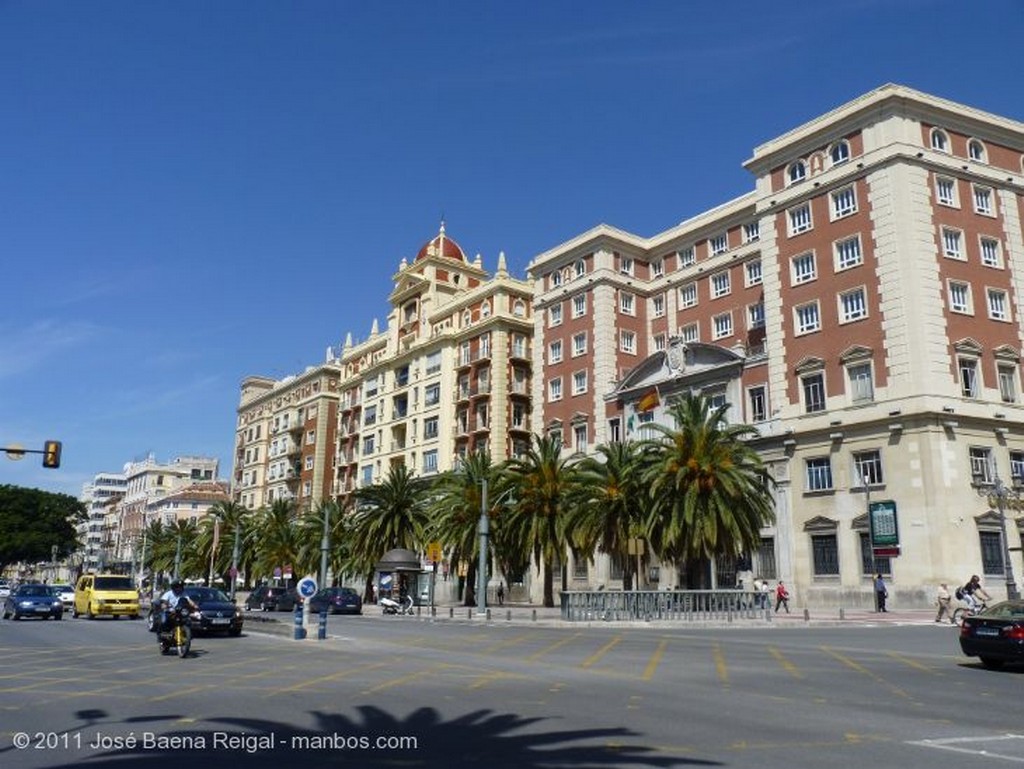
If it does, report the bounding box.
[297,577,318,598]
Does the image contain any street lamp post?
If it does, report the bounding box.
[320,503,331,591]
[230,525,241,601]
[973,461,1020,601]
[478,479,489,616]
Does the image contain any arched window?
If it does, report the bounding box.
[512,299,526,318]
[968,139,987,163]
[480,300,491,319]
[787,160,807,184]
[829,141,850,166]
[930,128,949,153]
[551,270,562,288]
[462,309,472,327]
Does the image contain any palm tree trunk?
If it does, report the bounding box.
[463,561,477,607]
[543,558,555,608]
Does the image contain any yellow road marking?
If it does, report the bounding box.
[886,650,939,674]
[820,646,914,700]
[360,663,449,695]
[712,643,729,685]
[268,661,390,695]
[482,632,533,654]
[148,684,212,702]
[581,637,621,669]
[642,640,667,681]
[768,646,803,678]
[526,632,580,661]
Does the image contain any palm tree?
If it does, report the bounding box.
[565,440,653,590]
[429,451,494,606]
[502,434,579,607]
[351,464,431,600]
[195,500,251,587]
[252,498,302,586]
[297,499,352,586]
[642,393,775,588]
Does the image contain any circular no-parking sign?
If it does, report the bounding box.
[297,577,318,598]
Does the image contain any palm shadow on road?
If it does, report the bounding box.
[14,706,720,769]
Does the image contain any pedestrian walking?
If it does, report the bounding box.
[935,582,954,624]
[874,573,888,612]
[774,581,790,613]
[759,579,770,610]
[497,581,505,606]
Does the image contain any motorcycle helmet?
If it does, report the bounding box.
[170,579,185,591]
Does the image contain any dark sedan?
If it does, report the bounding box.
[308,587,363,615]
[244,585,298,612]
[959,600,1024,668]
[183,587,244,636]
[3,584,63,620]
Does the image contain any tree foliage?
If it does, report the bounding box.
[0,484,86,573]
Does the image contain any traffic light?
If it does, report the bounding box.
[42,440,62,469]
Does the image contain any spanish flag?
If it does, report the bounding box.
[637,387,660,413]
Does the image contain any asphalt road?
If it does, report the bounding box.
[0,611,1020,769]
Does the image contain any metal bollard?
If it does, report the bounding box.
[532,608,537,622]
[506,609,511,621]
[449,606,454,619]
[293,604,306,640]
[317,609,328,640]
[486,609,491,621]
[467,608,472,620]
[839,607,845,620]
[803,608,810,622]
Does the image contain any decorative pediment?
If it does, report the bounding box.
[611,341,745,397]
[839,345,873,364]
[851,512,869,530]
[953,337,983,356]
[803,515,838,533]
[570,411,589,424]
[794,356,825,374]
[993,344,1020,363]
[974,509,1006,529]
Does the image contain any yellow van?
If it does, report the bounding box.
[73,574,140,619]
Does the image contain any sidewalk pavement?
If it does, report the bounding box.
[244,601,957,638]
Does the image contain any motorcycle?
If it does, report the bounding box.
[156,604,195,658]
[380,594,414,615]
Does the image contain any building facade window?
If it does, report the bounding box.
[960,357,980,397]
[942,228,963,259]
[572,293,587,318]
[549,303,563,326]
[980,530,1005,577]
[980,237,1002,268]
[573,424,588,453]
[830,141,850,165]
[973,185,994,216]
[572,370,587,396]
[998,364,1018,403]
[806,457,834,491]
[653,294,665,318]
[572,332,587,357]
[853,449,884,485]
[970,446,994,483]
[548,340,563,364]
[619,256,634,275]
[811,534,840,576]
[830,185,857,219]
[930,128,949,152]
[802,372,827,413]
[548,377,563,401]
[748,385,767,422]
[834,235,863,271]
[678,282,698,308]
[619,291,635,315]
[678,247,695,267]
[620,330,636,354]
[652,259,664,278]
[787,160,807,184]
[745,259,763,286]
[681,323,699,343]
[949,281,972,314]
[988,289,1009,322]
[709,234,728,255]
[744,222,760,243]
[789,203,812,235]
[968,139,987,162]
[860,533,891,576]
[936,176,957,207]
[748,302,765,330]
[839,287,868,323]
[711,271,731,299]
[423,450,438,474]
[795,301,821,335]
[792,251,816,284]
[847,362,874,403]
[712,312,733,340]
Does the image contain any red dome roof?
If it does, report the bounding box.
[415,222,466,263]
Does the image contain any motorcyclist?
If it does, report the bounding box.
[158,579,197,632]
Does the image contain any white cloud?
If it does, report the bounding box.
[0,320,99,379]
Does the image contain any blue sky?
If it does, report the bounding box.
[2,0,1023,497]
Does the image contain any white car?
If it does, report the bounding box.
[0,581,11,600]
[51,584,75,610]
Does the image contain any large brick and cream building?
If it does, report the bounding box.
[233,84,1024,608]
[529,84,1024,607]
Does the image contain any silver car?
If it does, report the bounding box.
[51,584,75,610]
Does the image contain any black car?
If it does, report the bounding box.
[958,599,1024,668]
[245,585,298,612]
[2,584,63,620]
[308,587,363,615]
[183,587,244,636]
